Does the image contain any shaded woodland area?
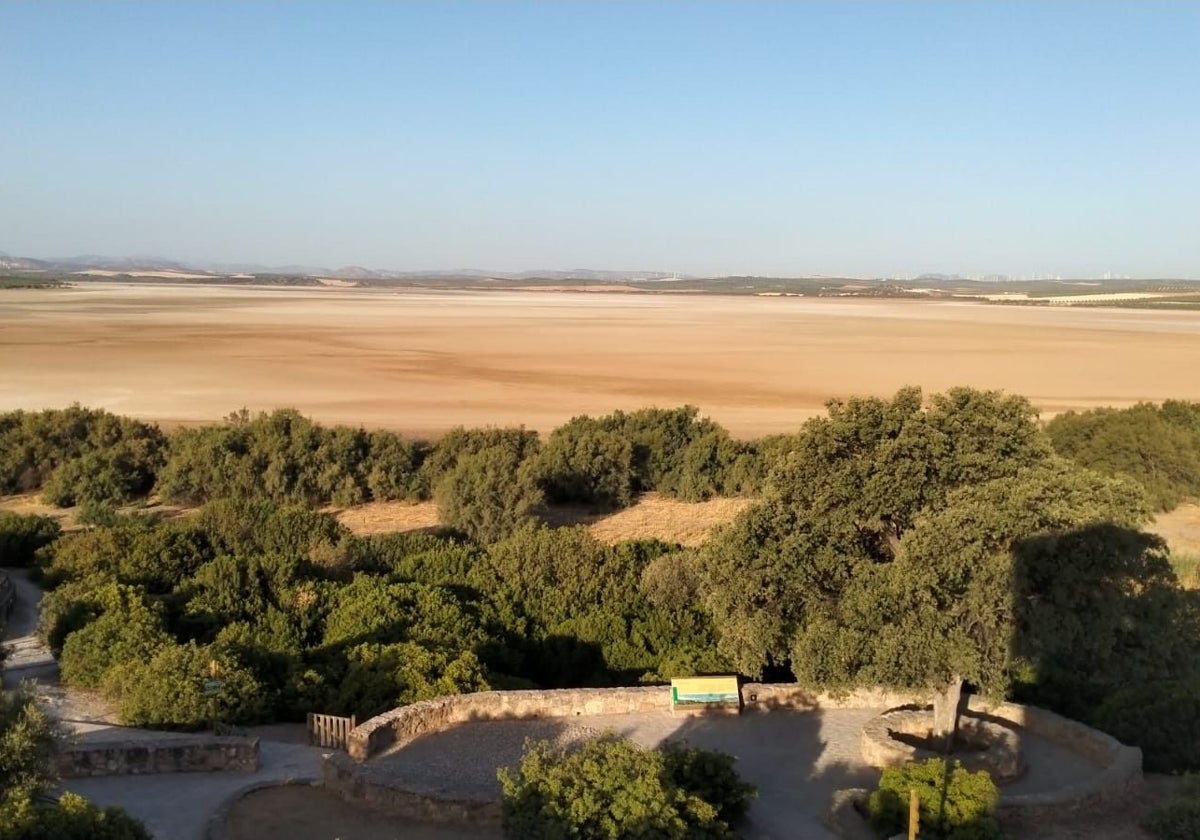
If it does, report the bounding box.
[1,391,1199,778]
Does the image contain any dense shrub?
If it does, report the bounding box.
[498,736,754,840]
[0,513,60,567]
[44,520,212,593]
[157,409,425,506]
[1047,402,1200,511]
[660,741,757,826]
[419,426,539,492]
[867,758,1000,840]
[1093,679,1200,773]
[1144,774,1200,840]
[58,586,171,688]
[535,420,636,510]
[0,406,165,504]
[103,642,266,728]
[0,791,151,840]
[434,446,543,543]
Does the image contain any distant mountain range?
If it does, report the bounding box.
[0,251,684,282]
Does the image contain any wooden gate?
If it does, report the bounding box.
[306,713,356,749]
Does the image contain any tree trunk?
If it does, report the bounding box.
[930,676,964,753]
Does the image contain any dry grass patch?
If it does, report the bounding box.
[334,500,442,536]
[332,494,752,546]
[0,493,78,529]
[1149,502,1200,588]
[586,493,752,547]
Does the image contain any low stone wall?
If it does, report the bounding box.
[964,697,1143,819]
[860,708,1024,781]
[323,752,501,825]
[339,684,1143,829]
[57,736,260,778]
[347,683,932,762]
[347,686,668,761]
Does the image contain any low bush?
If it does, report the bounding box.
[661,740,757,826]
[498,735,754,839]
[103,641,267,729]
[1094,679,1200,773]
[867,757,1000,840]
[0,512,60,567]
[0,791,151,840]
[1143,774,1200,840]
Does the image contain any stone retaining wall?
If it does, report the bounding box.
[347,685,668,761]
[346,683,930,763]
[323,752,501,825]
[337,684,1142,827]
[964,697,1143,819]
[57,736,260,778]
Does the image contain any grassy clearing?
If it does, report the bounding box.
[1172,553,1200,589]
[1149,503,1200,588]
[332,493,753,547]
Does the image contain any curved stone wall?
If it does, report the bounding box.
[335,684,1142,826]
[964,697,1143,818]
[346,685,667,761]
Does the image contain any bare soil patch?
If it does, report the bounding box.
[224,784,498,840]
[4,284,1200,438]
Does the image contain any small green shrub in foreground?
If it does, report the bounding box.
[1144,774,1200,840]
[868,757,1000,840]
[498,735,755,839]
[0,790,151,840]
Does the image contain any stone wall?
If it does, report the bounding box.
[323,752,501,825]
[57,736,260,778]
[338,683,1143,827]
[964,697,1143,819]
[347,685,668,761]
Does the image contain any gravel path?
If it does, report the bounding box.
[369,708,1109,840]
[1,567,58,683]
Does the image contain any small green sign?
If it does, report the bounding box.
[202,679,224,697]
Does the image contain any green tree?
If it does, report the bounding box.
[103,641,266,728]
[699,388,1138,745]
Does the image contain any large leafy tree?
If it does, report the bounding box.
[699,387,1157,745]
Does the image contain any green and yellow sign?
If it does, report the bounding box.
[670,676,741,712]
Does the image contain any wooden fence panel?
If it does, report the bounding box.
[306,713,356,749]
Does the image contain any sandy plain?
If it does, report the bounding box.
[3,282,1200,438]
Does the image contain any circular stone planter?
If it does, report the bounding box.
[860,708,1024,783]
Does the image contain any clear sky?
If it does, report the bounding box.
[2,2,1197,278]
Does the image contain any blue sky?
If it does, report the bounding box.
[2,2,1197,277]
